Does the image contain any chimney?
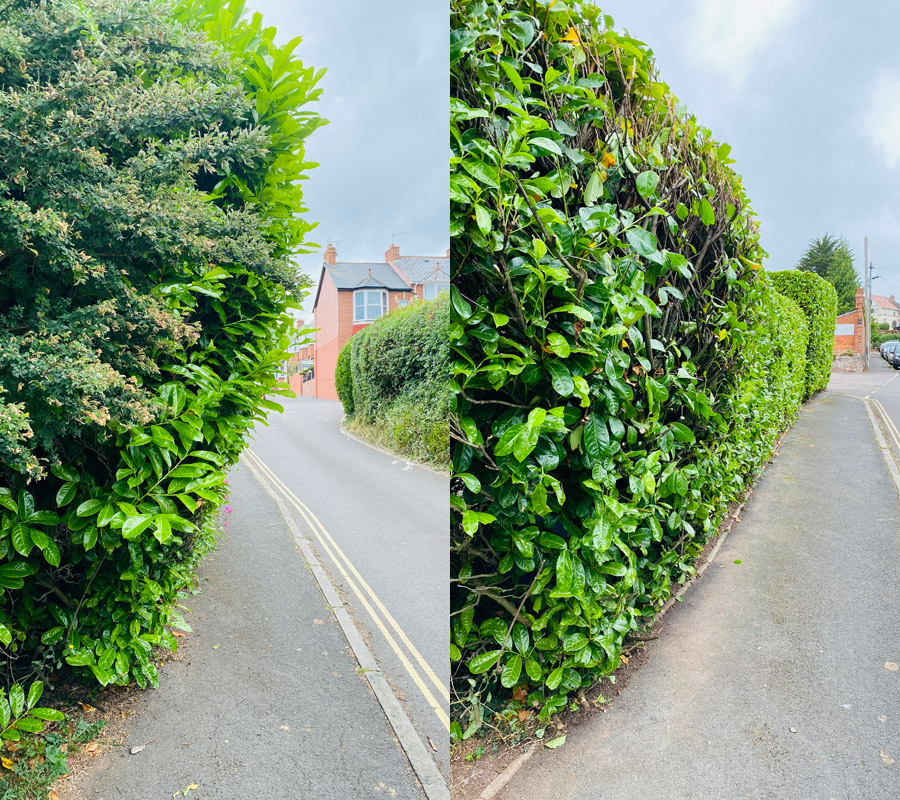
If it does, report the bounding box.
[385,243,400,263]
[324,244,336,265]
[446,249,450,257]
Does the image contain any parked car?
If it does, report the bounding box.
[880,341,900,361]
[882,342,900,366]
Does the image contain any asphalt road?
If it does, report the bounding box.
[494,388,900,799]
[246,397,449,771]
[69,395,448,799]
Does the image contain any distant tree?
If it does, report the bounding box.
[797,234,859,311]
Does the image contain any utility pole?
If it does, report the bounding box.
[864,236,870,371]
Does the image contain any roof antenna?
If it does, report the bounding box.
[391,231,405,244]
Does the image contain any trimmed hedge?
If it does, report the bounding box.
[340,296,449,466]
[449,0,823,736]
[770,271,838,398]
[335,345,354,416]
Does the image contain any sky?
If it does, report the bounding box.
[244,0,449,316]
[595,0,900,303]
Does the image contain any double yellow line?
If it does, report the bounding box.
[870,398,900,458]
[242,448,450,731]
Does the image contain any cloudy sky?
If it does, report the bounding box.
[245,0,449,315]
[596,0,900,303]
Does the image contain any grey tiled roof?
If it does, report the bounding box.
[326,262,411,291]
[392,256,450,284]
[312,262,412,311]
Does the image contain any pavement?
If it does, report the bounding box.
[492,364,900,799]
[69,396,448,800]
[247,397,449,772]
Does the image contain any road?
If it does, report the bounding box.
[247,397,450,774]
[488,376,900,799]
[828,355,900,467]
[68,396,448,800]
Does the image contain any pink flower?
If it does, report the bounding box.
[224,505,232,514]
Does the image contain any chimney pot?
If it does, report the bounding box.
[323,244,337,265]
[385,243,400,263]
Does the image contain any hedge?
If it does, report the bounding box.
[449,0,823,736]
[770,271,838,398]
[340,295,449,466]
[0,0,322,689]
[335,345,354,416]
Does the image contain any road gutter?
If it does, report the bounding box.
[242,454,450,800]
[474,494,749,799]
[339,419,450,477]
[864,399,900,499]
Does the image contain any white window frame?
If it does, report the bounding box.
[423,282,450,300]
[354,289,388,322]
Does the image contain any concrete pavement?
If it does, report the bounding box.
[492,387,900,799]
[69,462,423,799]
[69,396,448,799]
[248,398,449,775]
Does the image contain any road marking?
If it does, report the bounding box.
[337,424,449,477]
[242,455,449,800]
[871,398,900,454]
[243,449,451,726]
[863,400,900,499]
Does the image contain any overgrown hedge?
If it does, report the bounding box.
[770,271,838,398]
[449,0,833,737]
[0,0,322,689]
[338,295,449,467]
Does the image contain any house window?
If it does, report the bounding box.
[423,282,450,300]
[354,289,388,322]
[397,298,410,309]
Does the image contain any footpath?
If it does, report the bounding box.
[490,373,900,799]
[64,463,424,800]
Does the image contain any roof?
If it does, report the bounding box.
[391,256,450,284]
[872,294,900,310]
[312,262,411,310]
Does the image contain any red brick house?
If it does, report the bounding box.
[312,243,452,401]
[384,243,450,300]
[282,319,316,397]
[313,245,406,400]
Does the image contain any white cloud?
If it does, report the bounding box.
[684,0,805,85]
[866,72,900,170]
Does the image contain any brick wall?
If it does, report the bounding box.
[832,288,865,356]
[832,288,865,372]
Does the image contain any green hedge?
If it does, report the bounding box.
[335,344,354,415]
[874,329,899,349]
[770,271,838,398]
[730,285,808,479]
[0,0,322,689]
[343,296,449,466]
[450,0,810,736]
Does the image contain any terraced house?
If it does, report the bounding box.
[311,243,450,400]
